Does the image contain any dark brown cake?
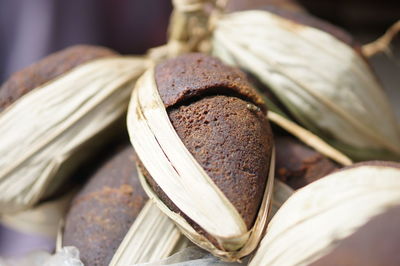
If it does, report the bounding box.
[155,53,265,110]
[139,54,273,239]
[0,45,116,112]
[275,137,338,189]
[63,145,147,266]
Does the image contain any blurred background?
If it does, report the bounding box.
[0,0,172,83]
[0,0,399,258]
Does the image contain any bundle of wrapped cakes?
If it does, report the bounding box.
[0,0,399,265]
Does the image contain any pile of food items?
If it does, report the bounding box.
[0,0,399,265]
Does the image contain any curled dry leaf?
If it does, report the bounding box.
[212,9,400,161]
[0,56,147,213]
[250,161,400,266]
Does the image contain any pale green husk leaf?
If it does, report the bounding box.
[250,163,400,266]
[213,10,400,161]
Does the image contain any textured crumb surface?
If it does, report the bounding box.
[168,95,272,228]
[155,53,265,110]
[63,145,147,266]
[0,45,116,112]
[275,137,337,189]
[144,95,272,228]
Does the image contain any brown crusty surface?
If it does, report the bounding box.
[275,137,338,189]
[310,204,400,266]
[63,145,147,266]
[155,53,265,111]
[141,54,273,236]
[0,45,116,112]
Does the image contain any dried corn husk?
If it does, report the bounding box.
[127,67,275,261]
[249,162,400,266]
[0,57,147,214]
[166,0,212,57]
[127,181,291,266]
[110,201,189,265]
[166,1,353,166]
[362,20,400,57]
[212,10,400,161]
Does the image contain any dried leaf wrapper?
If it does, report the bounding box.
[127,66,275,261]
[0,57,147,213]
[212,10,400,161]
[110,201,188,265]
[250,163,400,266]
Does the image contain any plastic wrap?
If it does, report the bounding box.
[0,246,83,266]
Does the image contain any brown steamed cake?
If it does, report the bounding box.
[137,54,273,243]
[63,145,147,266]
[0,45,115,112]
[275,136,338,189]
